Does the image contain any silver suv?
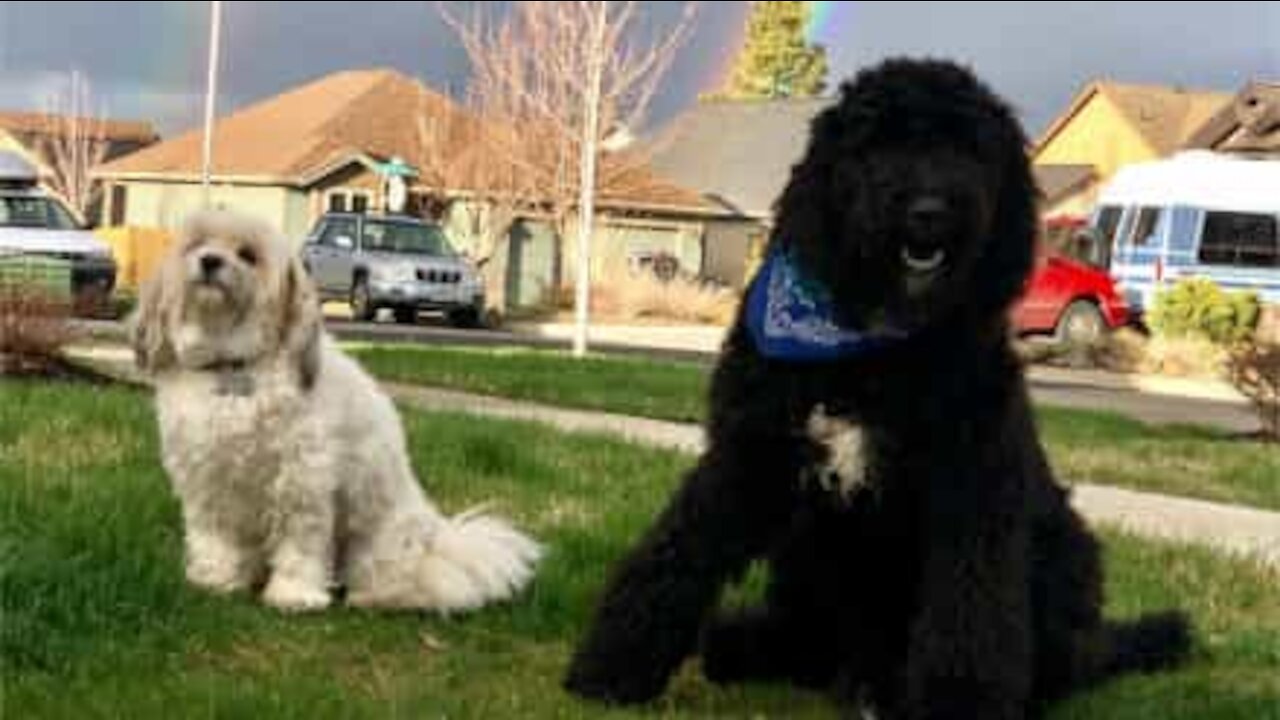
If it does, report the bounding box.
[302,213,485,327]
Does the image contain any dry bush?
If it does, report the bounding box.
[1014,327,1147,372]
[1138,335,1228,378]
[1226,341,1280,441]
[1258,305,1280,344]
[0,285,77,376]
[611,270,737,325]
[1090,326,1149,373]
[556,267,737,326]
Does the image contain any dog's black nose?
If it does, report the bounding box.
[200,254,224,276]
[906,196,951,233]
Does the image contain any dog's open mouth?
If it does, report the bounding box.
[902,244,948,299]
[901,245,947,273]
[191,277,232,304]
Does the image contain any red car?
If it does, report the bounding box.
[1012,225,1130,344]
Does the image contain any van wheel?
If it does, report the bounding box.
[350,278,376,322]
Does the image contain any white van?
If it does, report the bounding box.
[1092,151,1280,312]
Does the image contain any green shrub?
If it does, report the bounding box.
[1147,278,1260,345]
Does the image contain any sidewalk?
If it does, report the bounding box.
[64,345,1280,569]
[384,383,1279,569]
[514,321,1249,404]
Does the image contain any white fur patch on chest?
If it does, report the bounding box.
[803,404,868,500]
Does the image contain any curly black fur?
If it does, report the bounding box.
[563,58,1191,718]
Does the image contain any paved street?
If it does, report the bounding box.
[74,317,1260,434]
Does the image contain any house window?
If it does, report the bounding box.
[109,185,127,226]
[1199,211,1279,268]
[325,188,373,215]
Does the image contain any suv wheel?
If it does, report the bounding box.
[447,307,482,329]
[393,306,418,325]
[350,277,376,322]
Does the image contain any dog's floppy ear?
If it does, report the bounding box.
[772,105,841,267]
[278,255,321,390]
[130,254,179,374]
[974,117,1039,317]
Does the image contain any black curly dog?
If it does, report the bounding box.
[564,59,1190,718]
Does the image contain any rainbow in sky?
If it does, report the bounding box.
[806,0,841,43]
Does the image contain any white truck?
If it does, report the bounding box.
[0,150,116,308]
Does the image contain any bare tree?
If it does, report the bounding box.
[436,1,698,353]
[37,70,109,222]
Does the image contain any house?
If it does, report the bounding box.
[1033,81,1232,218]
[94,68,735,308]
[0,110,158,222]
[1032,164,1096,219]
[95,69,450,236]
[1184,81,1280,158]
[0,111,157,169]
[650,97,829,288]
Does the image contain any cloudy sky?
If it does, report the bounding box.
[0,1,1275,138]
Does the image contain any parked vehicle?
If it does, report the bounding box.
[1092,151,1280,313]
[301,212,485,327]
[1012,237,1131,344]
[0,150,116,310]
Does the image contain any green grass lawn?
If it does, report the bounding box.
[2,380,1277,719]
[350,344,1280,512]
[352,343,711,422]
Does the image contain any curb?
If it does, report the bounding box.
[70,321,1248,405]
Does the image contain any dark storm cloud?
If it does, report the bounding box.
[0,1,1274,137]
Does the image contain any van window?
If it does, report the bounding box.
[1094,206,1123,246]
[1126,207,1163,247]
[1199,212,1279,268]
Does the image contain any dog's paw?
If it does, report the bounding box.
[262,576,331,613]
[186,559,256,595]
[563,658,665,705]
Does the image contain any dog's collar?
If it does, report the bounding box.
[745,245,909,362]
[196,357,256,397]
[196,357,250,373]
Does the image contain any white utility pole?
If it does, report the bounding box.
[200,0,223,205]
[572,1,607,358]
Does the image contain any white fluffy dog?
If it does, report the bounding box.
[131,209,540,613]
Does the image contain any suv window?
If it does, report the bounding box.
[318,217,357,248]
[1199,211,1279,268]
[360,220,455,256]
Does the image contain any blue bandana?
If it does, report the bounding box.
[745,246,907,361]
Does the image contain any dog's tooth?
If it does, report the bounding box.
[902,247,946,272]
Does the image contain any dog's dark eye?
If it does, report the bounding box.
[237,246,258,266]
